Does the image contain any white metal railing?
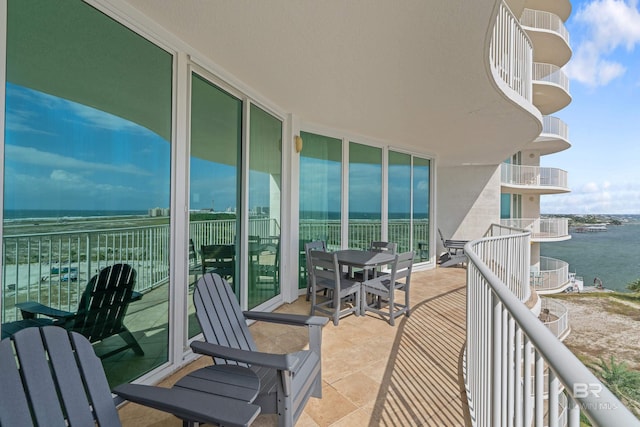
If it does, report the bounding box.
[1,218,277,323]
[2,216,426,322]
[540,297,570,339]
[299,219,429,253]
[542,115,569,140]
[490,1,533,101]
[465,224,640,427]
[501,163,568,189]
[531,256,570,291]
[500,217,569,240]
[521,8,570,46]
[2,224,171,322]
[534,62,570,93]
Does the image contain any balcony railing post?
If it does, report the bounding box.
[492,294,503,427]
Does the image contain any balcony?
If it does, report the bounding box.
[528,115,570,155]
[465,224,637,426]
[500,218,570,242]
[539,297,571,340]
[521,9,571,66]
[501,163,569,194]
[533,62,571,114]
[120,267,472,425]
[530,256,576,294]
[490,1,533,102]
[524,0,572,22]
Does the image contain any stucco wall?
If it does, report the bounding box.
[436,164,501,254]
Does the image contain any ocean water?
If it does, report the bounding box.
[541,220,640,292]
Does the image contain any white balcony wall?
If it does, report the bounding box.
[542,115,568,140]
[500,217,569,240]
[531,256,570,291]
[436,165,501,245]
[521,9,570,46]
[540,297,570,340]
[501,163,568,189]
[533,62,569,92]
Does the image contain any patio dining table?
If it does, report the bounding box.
[334,249,396,315]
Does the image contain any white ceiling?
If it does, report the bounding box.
[123,0,542,166]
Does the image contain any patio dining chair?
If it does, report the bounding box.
[309,250,361,326]
[5,263,144,359]
[0,326,260,427]
[304,240,327,301]
[361,251,414,326]
[352,241,398,280]
[201,244,236,287]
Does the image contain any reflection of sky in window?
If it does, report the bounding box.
[300,157,341,215]
[4,83,170,211]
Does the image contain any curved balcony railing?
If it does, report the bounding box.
[465,224,639,427]
[501,218,569,240]
[540,297,570,339]
[534,62,570,93]
[521,9,570,46]
[542,115,568,140]
[490,1,533,101]
[530,256,570,291]
[501,163,568,189]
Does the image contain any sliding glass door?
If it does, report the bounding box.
[188,73,241,336]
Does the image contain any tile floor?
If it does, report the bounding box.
[118,267,471,426]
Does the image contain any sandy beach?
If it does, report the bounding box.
[553,293,640,370]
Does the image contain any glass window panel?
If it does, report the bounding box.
[248,105,282,308]
[348,142,382,249]
[298,131,342,288]
[3,0,172,387]
[188,73,241,336]
[412,157,430,261]
[388,151,412,253]
[501,193,511,219]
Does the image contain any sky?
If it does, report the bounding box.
[540,0,640,214]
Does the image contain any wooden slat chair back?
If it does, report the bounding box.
[369,241,397,254]
[361,251,415,326]
[72,263,137,344]
[353,241,398,280]
[11,264,144,359]
[201,244,236,287]
[308,250,361,326]
[193,273,328,427]
[0,326,262,427]
[0,326,121,426]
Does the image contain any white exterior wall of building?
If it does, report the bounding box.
[436,164,501,253]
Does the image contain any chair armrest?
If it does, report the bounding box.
[16,301,75,320]
[243,311,329,327]
[113,384,260,427]
[190,341,301,372]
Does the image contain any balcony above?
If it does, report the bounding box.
[501,163,569,194]
[521,9,571,66]
[500,217,570,242]
[524,0,572,22]
[533,63,571,114]
[528,115,570,155]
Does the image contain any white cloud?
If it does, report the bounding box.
[566,0,640,87]
[5,145,152,176]
[542,180,640,214]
